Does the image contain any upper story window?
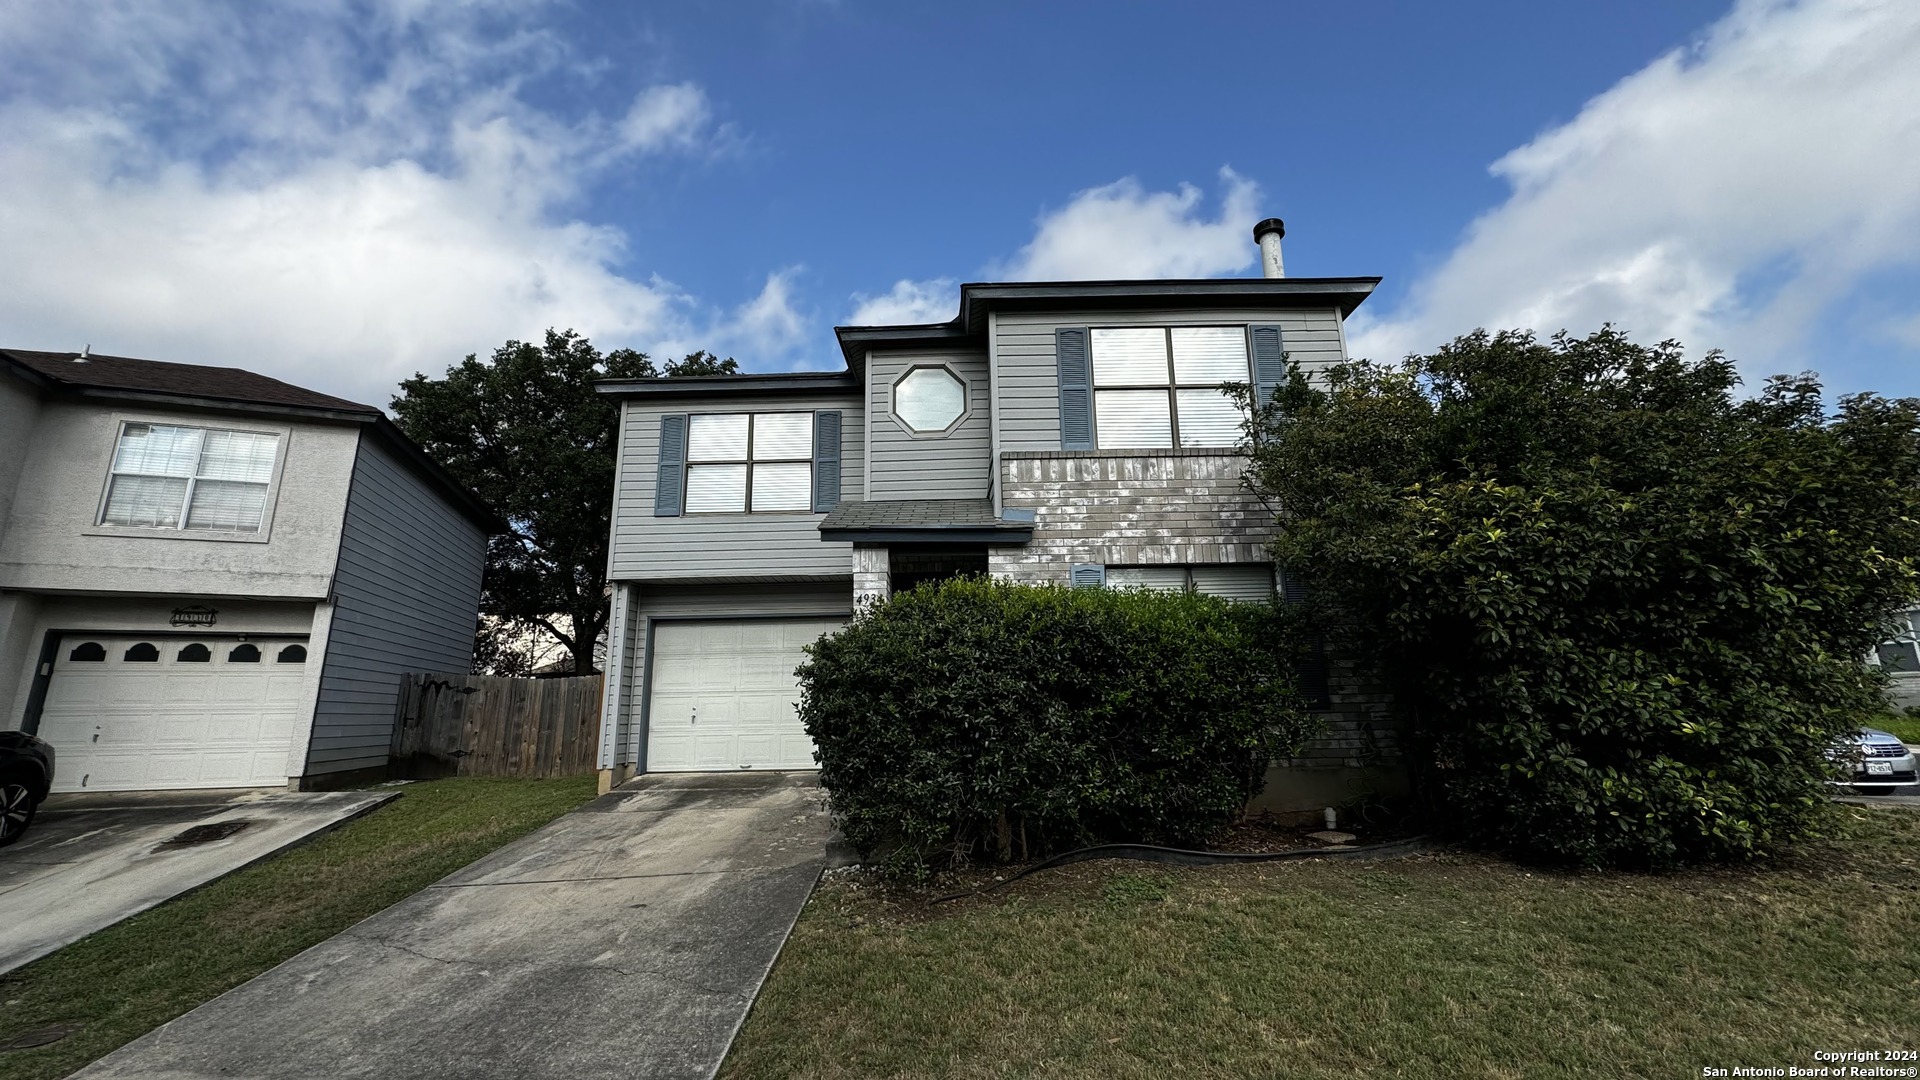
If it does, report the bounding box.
[101,423,281,533]
[1091,327,1248,449]
[893,366,967,434]
[684,412,813,513]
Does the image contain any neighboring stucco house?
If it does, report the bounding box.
[1874,606,1920,712]
[0,348,497,792]
[593,223,1404,812]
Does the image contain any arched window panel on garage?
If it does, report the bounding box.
[178,643,212,662]
[228,643,262,663]
[276,644,307,663]
[68,642,107,662]
[124,642,160,662]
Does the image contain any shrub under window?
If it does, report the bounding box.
[797,577,1320,879]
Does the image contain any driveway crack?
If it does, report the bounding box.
[358,936,742,996]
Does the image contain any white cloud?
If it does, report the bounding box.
[996,167,1261,281]
[1349,0,1920,376]
[0,1,780,407]
[847,278,958,326]
[845,169,1261,326]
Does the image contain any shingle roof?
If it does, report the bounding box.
[0,348,378,415]
[817,499,1035,544]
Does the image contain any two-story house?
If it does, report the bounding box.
[593,222,1405,813]
[0,348,497,793]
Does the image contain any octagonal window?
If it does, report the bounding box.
[893,366,966,433]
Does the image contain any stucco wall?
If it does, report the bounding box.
[0,401,359,598]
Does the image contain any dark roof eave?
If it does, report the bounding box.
[833,276,1382,365]
[818,525,1033,545]
[61,384,381,425]
[595,372,859,398]
[957,277,1382,329]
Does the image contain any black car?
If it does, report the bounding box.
[0,731,55,847]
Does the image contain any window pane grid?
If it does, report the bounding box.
[1088,327,1250,450]
[682,412,815,514]
[102,423,277,532]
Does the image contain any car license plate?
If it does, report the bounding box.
[1867,761,1895,775]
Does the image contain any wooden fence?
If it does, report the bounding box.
[389,672,603,779]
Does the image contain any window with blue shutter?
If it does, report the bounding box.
[653,414,688,517]
[1069,563,1106,589]
[813,410,842,512]
[1249,324,1287,408]
[1056,327,1093,450]
[1280,569,1331,709]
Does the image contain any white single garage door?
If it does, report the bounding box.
[646,617,845,771]
[38,634,311,792]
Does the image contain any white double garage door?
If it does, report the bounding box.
[39,634,309,792]
[645,617,845,772]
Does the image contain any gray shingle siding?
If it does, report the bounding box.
[993,307,1350,454]
[866,350,991,499]
[308,435,487,775]
[610,393,863,581]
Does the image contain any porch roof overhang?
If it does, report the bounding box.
[817,498,1034,545]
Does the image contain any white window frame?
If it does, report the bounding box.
[88,417,291,544]
[682,411,816,515]
[1090,325,1250,451]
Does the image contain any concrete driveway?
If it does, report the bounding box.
[74,771,834,1080]
[0,787,397,975]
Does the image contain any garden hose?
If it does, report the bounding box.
[928,835,1434,905]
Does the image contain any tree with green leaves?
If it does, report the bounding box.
[1241,327,1920,868]
[392,328,737,676]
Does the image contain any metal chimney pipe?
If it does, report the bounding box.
[1253,218,1286,279]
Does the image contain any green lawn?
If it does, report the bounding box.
[1871,712,1920,744]
[722,807,1920,1080]
[0,776,597,1080]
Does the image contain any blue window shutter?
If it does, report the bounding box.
[1250,324,1286,407]
[1056,327,1093,450]
[1069,563,1106,589]
[1280,569,1330,709]
[812,410,843,512]
[653,414,687,517]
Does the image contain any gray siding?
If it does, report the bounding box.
[609,393,863,581]
[995,307,1350,454]
[612,581,853,766]
[309,435,488,775]
[0,370,42,530]
[867,350,991,500]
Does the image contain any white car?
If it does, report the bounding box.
[1833,727,1918,794]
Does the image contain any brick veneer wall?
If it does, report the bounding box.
[992,449,1405,775]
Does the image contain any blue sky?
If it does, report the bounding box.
[1,0,1916,407]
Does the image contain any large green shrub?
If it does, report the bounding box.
[797,577,1320,878]
[1243,328,1920,869]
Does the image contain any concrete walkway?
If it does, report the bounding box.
[75,771,833,1080]
[0,788,397,975]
